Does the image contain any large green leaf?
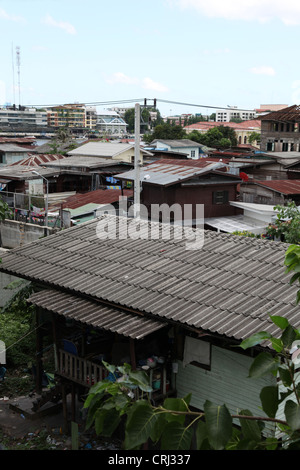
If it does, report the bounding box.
[204,401,232,450]
[239,331,272,350]
[124,401,158,449]
[282,325,297,348]
[270,316,290,330]
[285,400,300,431]
[160,421,193,450]
[239,409,261,442]
[95,408,120,437]
[260,386,279,418]
[248,352,279,379]
[163,397,190,425]
[195,420,209,450]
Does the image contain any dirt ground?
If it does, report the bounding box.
[0,392,121,450]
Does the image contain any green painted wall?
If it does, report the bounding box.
[175,343,276,435]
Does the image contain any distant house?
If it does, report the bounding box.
[0,144,29,166]
[259,104,300,152]
[240,179,300,205]
[96,110,127,136]
[148,139,209,159]
[67,141,153,165]
[184,120,261,148]
[115,158,242,222]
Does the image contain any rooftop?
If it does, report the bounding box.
[0,215,297,346]
[115,159,238,186]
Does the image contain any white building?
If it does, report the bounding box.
[215,106,257,122]
[0,107,47,126]
[96,110,128,136]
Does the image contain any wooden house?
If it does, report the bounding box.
[0,215,298,436]
[115,159,242,223]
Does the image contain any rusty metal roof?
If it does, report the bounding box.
[254,179,300,195]
[115,160,234,186]
[260,104,300,122]
[0,215,298,345]
[28,289,166,339]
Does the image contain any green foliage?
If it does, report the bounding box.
[0,197,12,221]
[186,125,238,148]
[0,281,36,367]
[249,131,261,145]
[143,122,187,144]
[83,313,300,450]
[266,202,300,244]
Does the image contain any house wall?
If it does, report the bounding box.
[260,120,300,152]
[240,184,286,205]
[175,343,276,435]
[142,183,239,219]
[0,220,55,249]
[112,149,144,164]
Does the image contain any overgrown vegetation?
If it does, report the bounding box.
[265,202,300,244]
[0,281,36,368]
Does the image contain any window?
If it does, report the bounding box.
[183,336,211,370]
[191,150,195,158]
[213,190,229,204]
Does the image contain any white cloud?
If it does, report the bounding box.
[142,78,169,92]
[106,73,169,92]
[42,14,76,35]
[169,0,300,25]
[250,66,276,76]
[106,72,139,85]
[0,8,25,22]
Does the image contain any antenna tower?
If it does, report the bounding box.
[16,46,21,107]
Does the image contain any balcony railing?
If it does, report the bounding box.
[56,349,108,387]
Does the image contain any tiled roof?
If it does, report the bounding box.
[0,215,297,346]
[184,120,261,131]
[259,105,300,122]
[28,289,166,339]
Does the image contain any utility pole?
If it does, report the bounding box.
[134,103,141,218]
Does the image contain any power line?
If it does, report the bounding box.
[21,97,257,113]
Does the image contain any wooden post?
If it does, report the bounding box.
[129,338,137,370]
[35,308,43,394]
[71,383,76,423]
[62,383,68,434]
[51,312,59,371]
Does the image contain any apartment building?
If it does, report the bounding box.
[215,106,257,122]
[47,104,86,128]
[0,107,47,126]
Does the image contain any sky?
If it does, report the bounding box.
[1,0,300,117]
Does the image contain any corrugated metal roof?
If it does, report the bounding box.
[115,160,232,186]
[0,215,298,345]
[27,289,166,339]
[254,179,300,195]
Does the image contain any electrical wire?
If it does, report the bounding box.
[21,97,256,113]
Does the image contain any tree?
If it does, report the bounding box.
[249,131,261,145]
[0,197,12,221]
[124,107,159,134]
[83,245,300,450]
[143,123,187,144]
[266,202,300,244]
